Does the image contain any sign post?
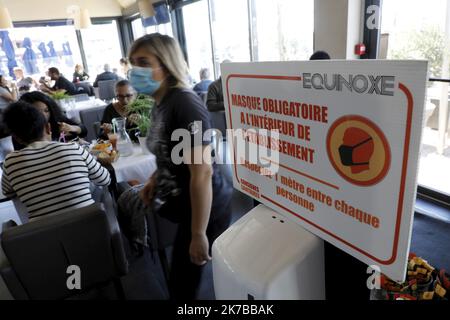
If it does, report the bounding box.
[222,60,428,282]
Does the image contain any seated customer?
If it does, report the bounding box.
[93,64,119,87]
[120,58,131,79]
[100,80,138,141]
[73,64,89,83]
[41,67,80,96]
[1,101,110,219]
[206,76,224,111]
[0,75,17,112]
[309,50,330,60]
[13,92,87,150]
[13,67,38,95]
[206,60,230,112]
[193,68,213,95]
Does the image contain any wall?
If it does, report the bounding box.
[4,0,123,21]
[314,0,363,59]
[346,0,363,59]
[314,0,348,58]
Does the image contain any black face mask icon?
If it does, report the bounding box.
[338,137,373,166]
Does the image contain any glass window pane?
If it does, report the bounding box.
[145,21,173,36]
[210,0,251,77]
[251,0,314,61]
[80,20,123,78]
[0,25,82,81]
[183,0,214,84]
[381,0,450,195]
[131,18,146,40]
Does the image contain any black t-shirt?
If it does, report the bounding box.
[53,76,78,95]
[147,87,232,222]
[100,103,138,141]
[101,103,130,126]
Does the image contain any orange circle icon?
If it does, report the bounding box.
[326,115,391,186]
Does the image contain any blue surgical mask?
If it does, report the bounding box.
[129,66,161,96]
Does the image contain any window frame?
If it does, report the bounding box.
[11,17,127,74]
[367,2,450,206]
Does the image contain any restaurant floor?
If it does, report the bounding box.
[72,196,450,300]
[72,187,256,300]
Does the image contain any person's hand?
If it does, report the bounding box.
[10,82,17,89]
[101,123,113,134]
[139,174,156,206]
[189,234,211,266]
[127,179,140,186]
[58,122,78,134]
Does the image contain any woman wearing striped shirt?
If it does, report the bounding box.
[1,101,110,219]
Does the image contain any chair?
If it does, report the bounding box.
[426,99,450,133]
[145,212,179,285]
[209,111,227,141]
[98,80,117,102]
[0,203,128,300]
[79,106,107,142]
[75,82,95,97]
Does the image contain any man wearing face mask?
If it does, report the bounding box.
[118,34,233,301]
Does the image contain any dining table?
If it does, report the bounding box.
[110,145,157,184]
[62,98,107,122]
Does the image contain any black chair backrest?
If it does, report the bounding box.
[0,203,127,300]
[75,82,95,97]
[79,106,107,142]
[98,80,117,102]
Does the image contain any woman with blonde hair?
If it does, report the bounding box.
[121,33,232,300]
[73,64,89,83]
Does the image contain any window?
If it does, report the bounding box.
[131,17,146,39]
[144,1,174,36]
[179,0,314,80]
[0,25,82,80]
[209,0,251,77]
[183,0,214,84]
[80,20,123,78]
[381,0,450,196]
[145,21,173,36]
[250,0,314,62]
[131,16,173,39]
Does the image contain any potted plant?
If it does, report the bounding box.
[51,91,72,109]
[126,94,154,154]
[51,91,71,101]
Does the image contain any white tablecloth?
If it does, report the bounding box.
[64,99,107,122]
[0,136,13,163]
[112,146,157,184]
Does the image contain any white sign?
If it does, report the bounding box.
[222,60,428,282]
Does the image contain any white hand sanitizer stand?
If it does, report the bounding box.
[212,204,325,300]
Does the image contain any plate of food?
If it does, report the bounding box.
[90,140,119,164]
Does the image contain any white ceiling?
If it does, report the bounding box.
[4,0,124,21]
